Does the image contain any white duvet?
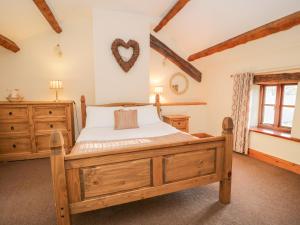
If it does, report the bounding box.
[76,121,180,143]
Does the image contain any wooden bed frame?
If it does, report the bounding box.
[49,95,233,225]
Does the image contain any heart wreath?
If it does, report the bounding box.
[111,39,140,72]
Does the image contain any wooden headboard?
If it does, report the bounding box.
[80,95,161,128]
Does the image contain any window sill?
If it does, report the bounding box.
[249,127,300,143]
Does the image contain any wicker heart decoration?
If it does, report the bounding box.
[111,39,140,72]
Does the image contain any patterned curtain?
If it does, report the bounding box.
[231,73,254,154]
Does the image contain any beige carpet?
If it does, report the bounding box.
[0,153,299,225]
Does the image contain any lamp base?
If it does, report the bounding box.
[155,94,160,104]
[54,90,59,102]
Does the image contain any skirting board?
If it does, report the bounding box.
[248,149,300,175]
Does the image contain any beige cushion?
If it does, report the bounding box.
[114,109,139,130]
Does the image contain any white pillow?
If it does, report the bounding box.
[127,105,161,126]
[85,106,122,128]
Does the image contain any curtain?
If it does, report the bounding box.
[231,73,254,154]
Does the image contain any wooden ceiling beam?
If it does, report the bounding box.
[0,34,20,53]
[253,72,300,84]
[33,0,62,33]
[153,0,190,32]
[150,34,201,82]
[188,11,300,61]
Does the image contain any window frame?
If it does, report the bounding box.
[258,83,297,133]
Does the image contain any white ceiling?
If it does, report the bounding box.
[156,0,300,57]
[1,0,300,55]
[0,0,175,42]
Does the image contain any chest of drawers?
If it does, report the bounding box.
[0,101,74,161]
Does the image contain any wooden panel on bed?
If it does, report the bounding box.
[65,140,225,169]
[66,169,81,203]
[152,156,163,186]
[81,159,152,198]
[164,149,216,183]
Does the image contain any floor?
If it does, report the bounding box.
[0,154,299,225]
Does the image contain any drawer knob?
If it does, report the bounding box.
[10,126,14,131]
[9,112,13,116]
[49,110,53,115]
[50,124,54,128]
[12,144,16,149]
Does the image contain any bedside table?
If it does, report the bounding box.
[163,115,190,132]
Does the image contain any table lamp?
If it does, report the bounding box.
[49,80,63,102]
[154,86,163,104]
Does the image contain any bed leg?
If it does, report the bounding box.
[50,131,72,225]
[219,117,233,204]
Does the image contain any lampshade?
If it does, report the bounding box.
[49,80,63,89]
[154,86,163,94]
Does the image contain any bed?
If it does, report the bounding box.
[49,95,233,225]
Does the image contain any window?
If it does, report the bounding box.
[258,84,298,132]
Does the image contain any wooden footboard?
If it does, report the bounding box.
[50,117,233,225]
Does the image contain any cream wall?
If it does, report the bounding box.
[92,10,206,133]
[150,48,207,133]
[195,26,300,163]
[0,8,206,136]
[249,132,300,164]
[0,13,94,136]
[93,9,150,103]
[0,15,94,103]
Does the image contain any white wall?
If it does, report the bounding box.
[195,26,300,162]
[93,9,150,103]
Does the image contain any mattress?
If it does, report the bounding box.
[77,122,179,142]
[70,122,198,155]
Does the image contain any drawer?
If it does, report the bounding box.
[36,134,69,151]
[0,107,28,120]
[0,122,30,134]
[164,149,216,183]
[172,120,187,129]
[0,137,32,154]
[34,120,67,132]
[81,159,151,198]
[33,106,66,118]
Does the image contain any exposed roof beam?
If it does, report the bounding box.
[0,34,20,53]
[33,0,62,33]
[188,11,300,61]
[150,34,201,82]
[254,72,300,84]
[153,0,190,32]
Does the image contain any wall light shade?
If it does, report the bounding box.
[154,86,163,94]
[49,80,63,102]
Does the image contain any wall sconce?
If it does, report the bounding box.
[54,44,63,57]
[49,80,63,102]
[154,86,163,104]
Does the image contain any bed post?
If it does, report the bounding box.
[219,117,233,204]
[50,131,72,225]
[81,95,87,128]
